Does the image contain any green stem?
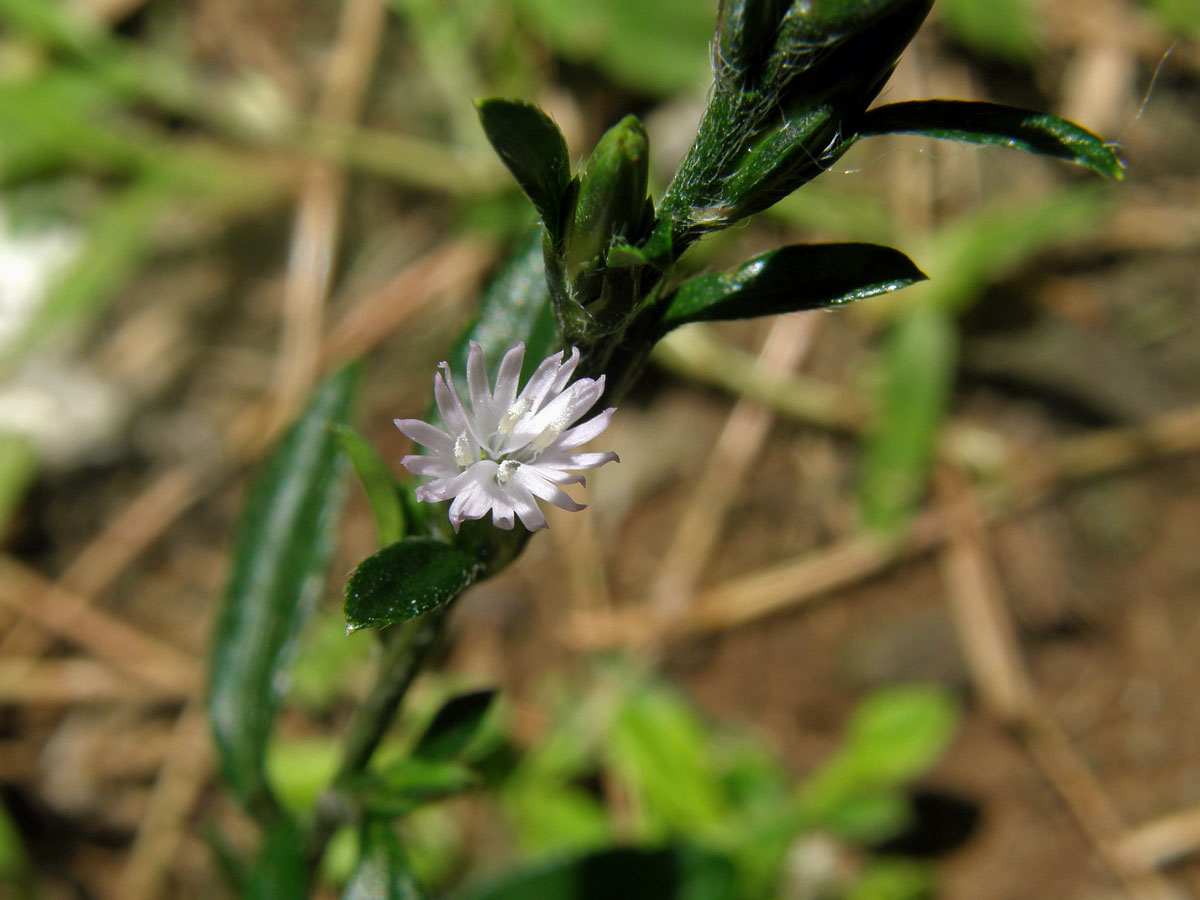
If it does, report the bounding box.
[304,603,455,871]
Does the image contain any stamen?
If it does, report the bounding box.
[496,460,519,484]
[529,393,576,453]
[453,432,472,467]
[497,397,531,435]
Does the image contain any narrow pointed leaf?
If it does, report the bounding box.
[858,100,1125,179]
[331,424,405,546]
[661,243,926,330]
[343,819,428,900]
[476,99,573,238]
[412,689,497,761]
[344,537,478,631]
[209,364,359,818]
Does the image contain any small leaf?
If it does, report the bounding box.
[455,845,739,900]
[799,686,958,833]
[858,100,1125,179]
[331,424,405,546]
[842,685,959,784]
[476,99,573,239]
[412,689,497,761]
[344,537,478,631]
[661,243,926,330]
[209,364,359,819]
[343,819,429,900]
[858,309,956,533]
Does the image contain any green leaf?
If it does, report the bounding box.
[476,99,573,239]
[800,686,959,830]
[843,686,959,783]
[858,100,1125,179]
[209,364,359,819]
[245,818,308,900]
[331,424,406,546]
[455,845,740,900]
[858,309,956,533]
[344,537,478,631]
[343,819,429,900]
[0,435,36,537]
[511,0,712,95]
[660,243,927,330]
[847,858,936,900]
[817,790,911,843]
[607,687,727,836]
[412,689,498,762]
[937,0,1040,62]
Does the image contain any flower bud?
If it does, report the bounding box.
[566,115,652,276]
[714,0,789,85]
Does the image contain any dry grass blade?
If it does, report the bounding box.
[115,702,213,900]
[0,659,187,705]
[648,315,818,619]
[1116,807,1200,873]
[933,465,1179,900]
[0,558,199,695]
[270,0,387,426]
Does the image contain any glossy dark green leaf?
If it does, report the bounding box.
[660,243,926,330]
[244,818,308,900]
[331,424,405,546]
[343,819,428,900]
[413,689,497,761]
[344,537,478,632]
[209,364,359,819]
[455,845,739,900]
[858,100,1125,179]
[858,309,956,533]
[476,99,574,239]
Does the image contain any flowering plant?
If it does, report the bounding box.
[207,1,1123,896]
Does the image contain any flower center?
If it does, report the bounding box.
[495,459,519,485]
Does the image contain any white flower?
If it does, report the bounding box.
[396,342,618,532]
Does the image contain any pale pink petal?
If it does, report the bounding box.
[394,418,452,453]
[400,454,454,477]
[551,407,615,451]
[509,482,547,531]
[513,465,585,512]
[491,342,526,416]
[466,341,491,415]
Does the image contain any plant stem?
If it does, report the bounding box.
[305,603,454,870]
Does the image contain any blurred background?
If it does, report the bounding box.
[0,0,1198,897]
